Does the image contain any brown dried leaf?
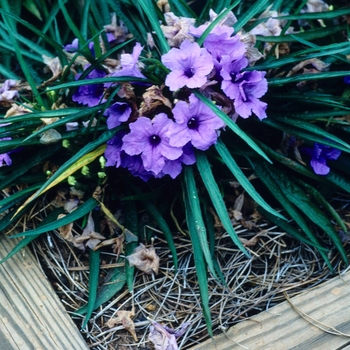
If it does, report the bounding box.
[42,55,62,86]
[126,243,160,274]
[57,214,74,242]
[4,103,32,118]
[73,212,105,251]
[139,85,172,116]
[287,58,330,77]
[106,310,137,341]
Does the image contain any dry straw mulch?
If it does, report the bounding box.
[29,190,350,349]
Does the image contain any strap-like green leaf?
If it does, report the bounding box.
[196,151,249,257]
[138,0,169,54]
[81,248,100,329]
[193,90,271,163]
[253,161,332,269]
[268,71,350,86]
[215,139,285,220]
[143,200,178,271]
[75,263,126,315]
[233,0,270,32]
[182,179,213,336]
[183,166,218,280]
[10,197,98,237]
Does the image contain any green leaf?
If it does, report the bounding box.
[258,206,327,249]
[268,71,350,86]
[253,161,332,269]
[138,0,169,54]
[296,180,347,233]
[75,263,126,315]
[10,197,98,237]
[215,138,285,220]
[183,180,212,336]
[260,162,348,265]
[0,9,63,51]
[0,143,61,190]
[0,207,65,264]
[124,200,139,291]
[256,24,346,43]
[143,200,178,271]
[262,118,350,153]
[81,248,100,329]
[197,1,240,46]
[193,90,271,163]
[233,0,270,32]
[48,76,149,91]
[0,183,42,214]
[168,0,197,18]
[17,128,119,211]
[183,166,218,279]
[196,151,249,257]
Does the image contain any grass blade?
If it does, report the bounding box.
[183,180,213,336]
[196,151,249,257]
[183,165,218,279]
[215,138,285,220]
[82,248,100,329]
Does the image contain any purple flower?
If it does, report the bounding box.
[344,76,350,84]
[191,25,246,63]
[122,113,183,175]
[72,65,106,107]
[110,42,146,79]
[221,57,268,120]
[167,94,225,151]
[161,40,213,91]
[104,102,132,129]
[0,80,19,102]
[157,143,196,179]
[304,143,341,175]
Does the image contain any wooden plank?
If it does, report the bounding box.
[0,234,88,350]
[190,271,350,350]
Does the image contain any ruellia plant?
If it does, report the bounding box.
[1,0,350,334]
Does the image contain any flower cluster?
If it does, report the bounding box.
[69,10,268,181]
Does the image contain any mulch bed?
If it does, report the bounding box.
[29,190,350,349]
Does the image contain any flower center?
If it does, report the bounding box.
[187,117,199,130]
[149,134,161,146]
[184,67,195,78]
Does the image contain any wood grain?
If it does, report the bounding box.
[190,271,350,350]
[0,234,88,350]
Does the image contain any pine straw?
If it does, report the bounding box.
[29,192,350,349]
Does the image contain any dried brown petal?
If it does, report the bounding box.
[4,103,32,118]
[57,214,74,242]
[106,310,137,341]
[139,85,172,115]
[126,243,160,274]
[42,55,62,86]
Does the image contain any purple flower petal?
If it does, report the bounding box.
[0,153,12,167]
[110,42,146,79]
[161,40,213,91]
[303,142,341,175]
[72,65,106,107]
[168,94,225,150]
[311,157,329,175]
[104,102,132,129]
